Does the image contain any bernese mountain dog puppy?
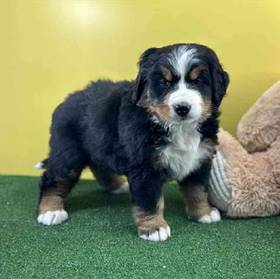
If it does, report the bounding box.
[37,43,229,242]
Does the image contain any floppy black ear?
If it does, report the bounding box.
[132,68,147,106]
[211,63,230,107]
[132,47,158,106]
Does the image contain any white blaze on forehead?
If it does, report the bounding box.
[166,46,203,122]
[168,46,197,77]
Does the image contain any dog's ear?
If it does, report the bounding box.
[133,68,147,107]
[209,53,230,107]
[207,48,229,107]
[132,47,158,107]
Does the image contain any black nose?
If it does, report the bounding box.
[173,104,191,118]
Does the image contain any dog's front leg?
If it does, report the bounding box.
[128,169,170,242]
[179,161,221,224]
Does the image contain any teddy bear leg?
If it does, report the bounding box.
[226,189,280,218]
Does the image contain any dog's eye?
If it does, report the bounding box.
[159,78,171,88]
[188,74,210,86]
[187,65,206,83]
[188,77,200,84]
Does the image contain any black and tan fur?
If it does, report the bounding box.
[37,43,229,241]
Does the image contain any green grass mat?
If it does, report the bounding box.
[0,175,279,278]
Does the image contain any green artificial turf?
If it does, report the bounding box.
[0,175,279,279]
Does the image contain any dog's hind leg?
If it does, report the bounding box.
[37,136,86,225]
[90,167,129,194]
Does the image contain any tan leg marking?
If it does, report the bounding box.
[37,171,80,225]
[38,181,71,214]
[132,197,171,241]
[181,183,221,223]
[38,191,64,214]
[37,182,71,225]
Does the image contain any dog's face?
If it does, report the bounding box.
[133,44,229,125]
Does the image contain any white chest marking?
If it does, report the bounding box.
[160,124,210,181]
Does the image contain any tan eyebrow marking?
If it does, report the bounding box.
[189,65,205,81]
[160,66,173,81]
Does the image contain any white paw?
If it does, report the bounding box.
[111,182,129,194]
[37,210,68,225]
[198,208,221,224]
[140,226,171,242]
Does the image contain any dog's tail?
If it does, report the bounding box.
[33,158,48,170]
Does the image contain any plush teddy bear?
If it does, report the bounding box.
[209,81,280,218]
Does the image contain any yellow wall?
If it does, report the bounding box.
[1,0,280,176]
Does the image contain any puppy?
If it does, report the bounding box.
[37,43,229,241]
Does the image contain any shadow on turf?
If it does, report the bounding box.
[65,180,186,221]
[66,189,131,213]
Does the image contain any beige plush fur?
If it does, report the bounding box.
[209,81,280,217]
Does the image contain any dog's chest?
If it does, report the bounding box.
[159,126,209,181]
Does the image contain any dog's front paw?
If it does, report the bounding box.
[139,225,171,242]
[198,207,221,224]
[37,210,68,225]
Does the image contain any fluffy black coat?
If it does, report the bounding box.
[39,43,229,213]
